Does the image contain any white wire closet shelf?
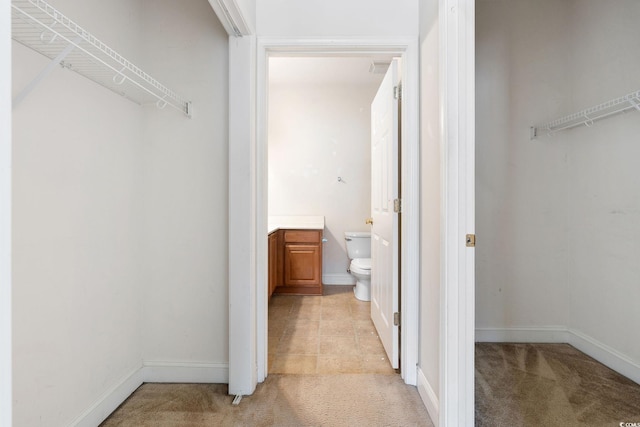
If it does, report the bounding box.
[11,0,191,117]
[531,89,640,139]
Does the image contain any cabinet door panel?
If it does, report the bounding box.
[284,244,321,286]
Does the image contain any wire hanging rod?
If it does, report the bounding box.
[530,89,640,139]
[11,0,192,117]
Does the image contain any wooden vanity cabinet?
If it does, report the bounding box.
[270,229,323,296]
[268,231,280,299]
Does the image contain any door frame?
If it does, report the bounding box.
[439,0,476,425]
[227,5,476,424]
[255,37,420,385]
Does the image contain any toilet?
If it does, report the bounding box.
[344,231,372,301]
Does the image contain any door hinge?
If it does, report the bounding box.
[466,234,476,247]
[394,312,400,326]
[394,84,402,100]
[393,198,401,213]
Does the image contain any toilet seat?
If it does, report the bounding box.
[350,258,371,275]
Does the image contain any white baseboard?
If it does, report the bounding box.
[416,367,439,427]
[70,361,229,426]
[70,366,144,427]
[143,360,229,383]
[322,273,355,285]
[476,326,640,385]
[568,328,640,386]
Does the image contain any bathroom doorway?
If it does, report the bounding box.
[265,55,401,375]
[267,56,387,292]
[250,39,421,388]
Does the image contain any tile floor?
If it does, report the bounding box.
[268,285,396,375]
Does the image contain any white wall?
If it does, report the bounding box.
[12,0,229,424]
[11,1,145,425]
[256,0,418,37]
[268,72,379,282]
[236,0,256,32]
[139,0,229,368]
[565,0,640,368]
[1,1,12,426]
[476,0,571,333]
[477,0,640,381]
[418,0,440,422]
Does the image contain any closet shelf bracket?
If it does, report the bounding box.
[530,89,640,139]
[13,37,79,108]
[11,0,192,117]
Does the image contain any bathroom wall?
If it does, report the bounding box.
[268,62,381,283]
[477,0,640,383]
[11,1,145,425]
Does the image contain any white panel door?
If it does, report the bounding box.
[370,59,399,369]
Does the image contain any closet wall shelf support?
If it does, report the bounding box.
[13,37,78,108]
[11,0,192,117]
[530,89,640,139]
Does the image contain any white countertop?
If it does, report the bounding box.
[268,215,325,234]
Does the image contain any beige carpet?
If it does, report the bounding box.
[476,343,640,426]
[102,343,640,426]
[102,288,430,426]
[101,374,433,426]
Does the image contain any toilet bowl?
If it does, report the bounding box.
[344,231,372,302]
[349,257,371,301]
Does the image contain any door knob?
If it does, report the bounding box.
[365,218,373,225]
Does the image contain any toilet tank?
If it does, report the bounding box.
[344,231,371,259]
